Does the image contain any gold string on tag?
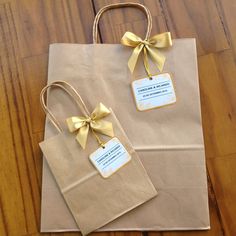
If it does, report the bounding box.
[121,31,172,78]
[66,103,114,149]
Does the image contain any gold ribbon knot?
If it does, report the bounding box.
[66,103,114,149]
[121,31,172,76]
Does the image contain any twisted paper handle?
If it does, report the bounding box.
[40,81,89,132]
[93,2,152,43]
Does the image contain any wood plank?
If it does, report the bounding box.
[219,0,236,58]
[216,50,236,113]
[0,195,7,236]
[0,0,11,3]
[207,155,236,236]
[160,0,229,55]
[93,0,167,43]
[22,54,48,134]
[14,0,95,58]
[31,132,44,186]
[198,52,236,158]
[0,2,40,235]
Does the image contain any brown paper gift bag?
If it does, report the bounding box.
[39,81,157,235]
[40,2,210,232]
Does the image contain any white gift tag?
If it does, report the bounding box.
[132,73,176,111]
[89,137,131,178]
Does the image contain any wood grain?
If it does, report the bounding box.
[22,54,48,133]
[207,155,236,236]
[0,0,236,235]
[219,0,236,58]
[198,52,236,158]
[0,2,39,235]
[15,0,95,58]
[160,0,230,55]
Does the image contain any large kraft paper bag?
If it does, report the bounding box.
[39,81,157,235]
[41,2,210,232]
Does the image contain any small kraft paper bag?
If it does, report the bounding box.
[39,81,157,235]
[41,2,210,232]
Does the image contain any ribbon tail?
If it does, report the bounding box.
[91,103,111,120]
[91,120,114,137]
[128,44,144,73]
[143,47,151,77]
[146,46,166,72]
[76,125,89,149]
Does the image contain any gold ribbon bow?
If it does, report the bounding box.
[66,103,114,149]
[121,31,172,77]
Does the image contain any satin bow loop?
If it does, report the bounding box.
[66,103,114,149]
[121,31,172,76]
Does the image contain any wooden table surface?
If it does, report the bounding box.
[0,0,236,235]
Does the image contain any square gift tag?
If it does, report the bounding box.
[132,73,176,111]
[89,137,131,178]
